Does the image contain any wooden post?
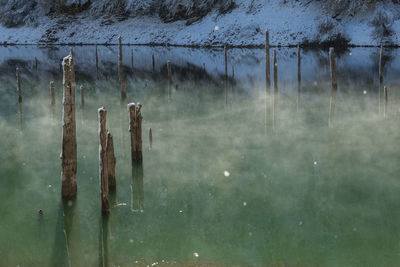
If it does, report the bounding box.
[61,53,77,198]
[18,102,23,131]
[224,44,228,93]
[329,47,338,127]
[35,57,38,71]
[131,49,134,69]
[128,103,143,162]
[224,44,228,81]
[203,63,206,73]
[106,131,116,189]
[297,44,301,110]
[384,86,388,118]
[96,45,98,68]
[96,45,99,78]
[50,81,55,106]
[265,30,271,94]
[232,65,235,79]
[118,36,127,100]
[152,54,155,72]
[16,68,22,103]
[273,49,278,129]
[167,61,172,97]
[224,44,228,104]
[80,85,84,108]
[379,46,383,114]
[98,107,110,213]
[149,128,152,150]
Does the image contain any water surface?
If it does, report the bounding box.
[1,45,400,266]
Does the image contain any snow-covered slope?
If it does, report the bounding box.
[0,0,399,46]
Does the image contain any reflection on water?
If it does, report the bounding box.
[1,46,400,266]
[131,163,144,212]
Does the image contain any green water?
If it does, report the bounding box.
[1,46,400,266]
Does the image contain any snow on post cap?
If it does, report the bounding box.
[98,106,107,113]
[127,103,136,111]
[62,54,73,68]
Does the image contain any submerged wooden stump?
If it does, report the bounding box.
[98,107,110,213]
[16,68,22,103]
[128,103,143,162]
[118,36,127,100]
[61,54,77,198]
[106,131,116,189]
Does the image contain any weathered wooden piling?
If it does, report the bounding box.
[35,57,38,71]
[106,131,116,189]
[224,44,228,87]
[118,36,127,100]
[384,86,388,118]
[16,68,22,103]
[98,107,110,213]
[329,47,338,127]
[96,45,98,68]
[18,102,23,131]
[149,128,152,150]
[61,54,77,198]
[297,44,301,110]
[273,49,278,128]
[50,81,55,106]
[152,54,155,72]
[128,103,143,162]
[167,61,172,97]
[131,49,134,69]
[80,85,84,108]
[265,29,272,133]
[224,44,228,104]
[95,45,99,78]
[379,46,383,114]
[265,30,271,94]
[203,63,206,73]
[232,65,235,79]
